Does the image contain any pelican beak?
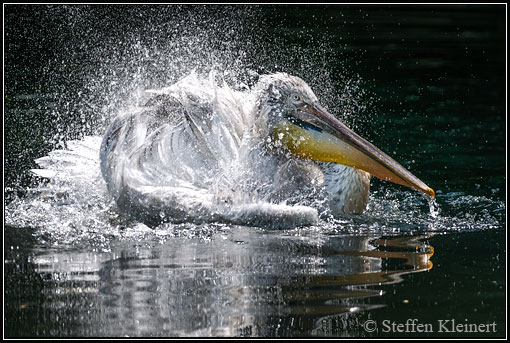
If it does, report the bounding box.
[273,103,435,197]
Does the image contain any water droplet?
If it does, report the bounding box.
[428,197,440,219]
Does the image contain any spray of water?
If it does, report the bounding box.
[5,6,504,248]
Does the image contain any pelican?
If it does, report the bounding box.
[100,72,434,228]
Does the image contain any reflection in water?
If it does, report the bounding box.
[5,229,433,337]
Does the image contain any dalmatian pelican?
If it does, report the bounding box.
[100,72,434,227]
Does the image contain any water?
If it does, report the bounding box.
[4,5,506,337]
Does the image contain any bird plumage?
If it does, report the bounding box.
[99,72,372,227]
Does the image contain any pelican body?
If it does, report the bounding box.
[100,72,433,227]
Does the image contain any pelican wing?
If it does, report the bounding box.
[99,73,320,228]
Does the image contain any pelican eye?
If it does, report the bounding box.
[291,94,303,104]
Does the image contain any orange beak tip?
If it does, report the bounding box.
[427,188,435,198]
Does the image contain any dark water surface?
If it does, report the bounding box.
[4,5,506,337]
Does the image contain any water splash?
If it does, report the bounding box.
[427,196,440,219]
[5,6,504,248]
[5,5,371,205]
[5,125,504,250]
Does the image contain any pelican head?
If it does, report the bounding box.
[253,73,434,206]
